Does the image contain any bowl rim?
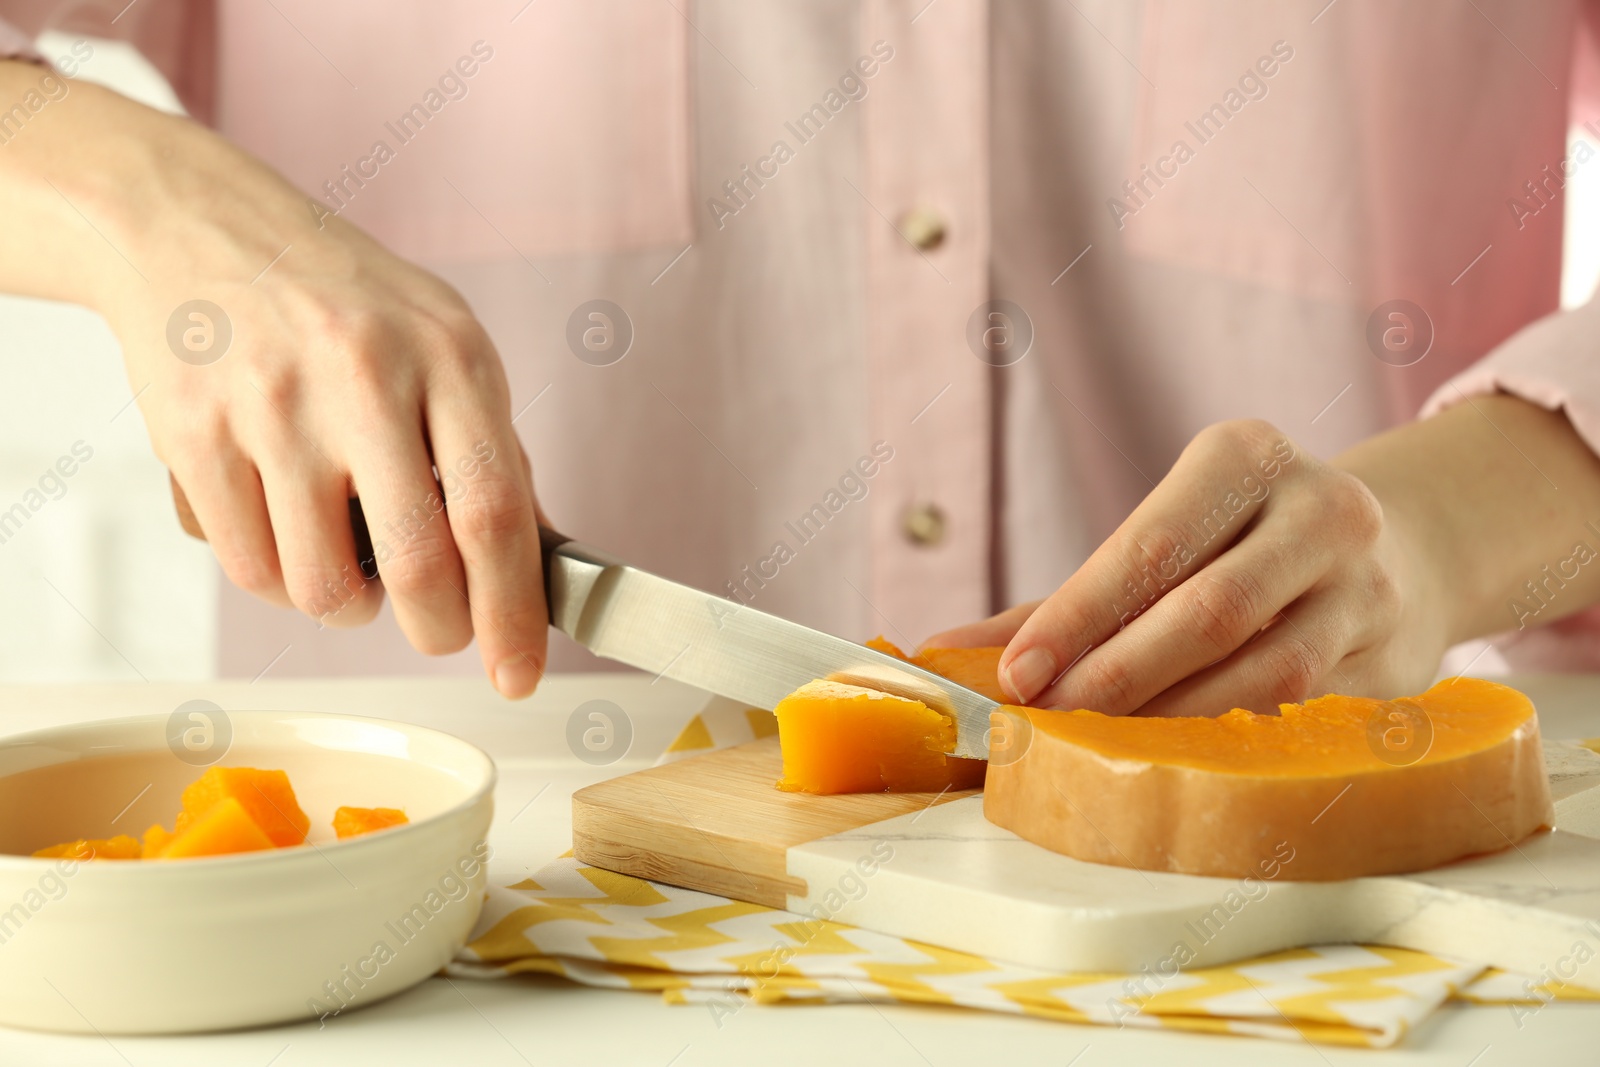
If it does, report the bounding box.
[0,709,498,870]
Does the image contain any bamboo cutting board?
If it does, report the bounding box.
[571,736,976,907]
[572,736,1600,985]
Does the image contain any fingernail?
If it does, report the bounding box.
[493,657,542,699]
[1002,647,1058,705]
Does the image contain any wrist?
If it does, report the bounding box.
[0,73,308,321]
[1371,476,1465,650]
[1336,398,1600,648]
[0,74,151,305]
[1332,444,1467,654]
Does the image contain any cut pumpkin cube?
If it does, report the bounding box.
[332,806,409,839]
[26,766,410,863]
[774,679,986,794]
[156,796,276,859]
[179,767,309,847]
[140,823,174,858]
[32,835,142,860]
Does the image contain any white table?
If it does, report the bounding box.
[1,672,1597,1066]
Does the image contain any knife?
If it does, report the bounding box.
[540,527,1000,760]
[164,476,997,759]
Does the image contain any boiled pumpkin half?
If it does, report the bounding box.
[984,678,1554,880]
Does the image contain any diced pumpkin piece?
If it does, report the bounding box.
[332,806,409,839]
[772,639,1005,794]
[774,679,986,794]
[179,767,309,847]
[985,678,1555,880]
[141,823,174,858]
[156,796,276,859]
[31,767,410,862]
[32,835,141,860]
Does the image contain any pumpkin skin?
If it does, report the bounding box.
[786,640,1554,880]
[332,806,410,839]
[984,678,1555,880]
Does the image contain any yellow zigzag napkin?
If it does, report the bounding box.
[446,698,1597,1048]
[451,853,1485,1047]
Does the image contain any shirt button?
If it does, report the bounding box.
[897,206,947,251]
[902,502,947,547]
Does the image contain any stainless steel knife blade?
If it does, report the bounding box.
[541,528,1000,759]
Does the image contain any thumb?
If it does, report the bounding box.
[997,595,1097,706]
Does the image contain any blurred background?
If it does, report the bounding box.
[3,30,1599,685]
[0,32,216,683]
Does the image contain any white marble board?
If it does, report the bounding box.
[786,741,1600,984]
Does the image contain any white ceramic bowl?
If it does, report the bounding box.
[0,710,496,1034]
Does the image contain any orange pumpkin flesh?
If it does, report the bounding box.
[156,796,276,859]
[141,824,174,858]
[770,638,999,794]
[333,806,410,839]
[31,835,141,861]
[32,767,403,861]
[910,647,1008,703]
[985,678,1555,879]
[863,635,908,657]
[774,679,987,794]
[788,641,1553,879]
[178,767,310,847]
[1010,682,1532,774]
[864,636,1008,703]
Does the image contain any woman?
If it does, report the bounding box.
[4,1,1599,713]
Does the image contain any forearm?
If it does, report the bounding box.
[1336,394,1600,644]
[0,61,315,319]
[0,60,127,306]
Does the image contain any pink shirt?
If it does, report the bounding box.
[6,1,1600,678]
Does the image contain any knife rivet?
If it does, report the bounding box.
[902,502,947,547]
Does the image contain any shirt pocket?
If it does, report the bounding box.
[217,0,694,263]
[1116,0,1359,302]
